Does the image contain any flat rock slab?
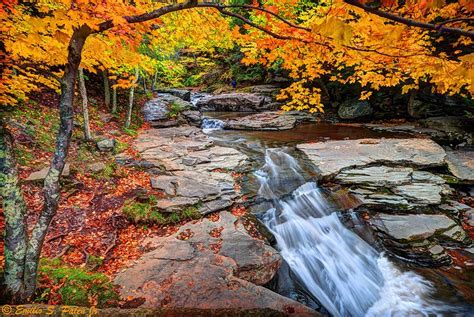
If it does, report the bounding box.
[371,213,464,242]
[446,150,474,183]
[297,138,446,177]
[225,112,296,131]
[115,212,319,316]
[134,126,249,215]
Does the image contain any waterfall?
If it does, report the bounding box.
[201,117,225,132]
[256,148,453,317]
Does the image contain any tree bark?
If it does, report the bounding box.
[0,122,28,303]
[20,26,90,301]
[125,68,139,129]
[152,71,158,91]
[103,69,111,108]
[78,67,92,140]
[112,86,117,114]
[142,75,148,94]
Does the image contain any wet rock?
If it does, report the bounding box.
[181,110,202,126]
[297,138,446,177]
[338,101,373,120]
[371,214,462,242]
[225,112,296,131]
[445,150,474,184]
[155,88,191,101]
[392,183,445,205]
[196,93,268,112]
[26,164,70,181]
[96,138,116,152]
[335,166,412,186]
[114,212,318,316]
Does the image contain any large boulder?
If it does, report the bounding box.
[225,112,296,131]
[114,212,319,316]
[338,101,373,120]
[154,88,191,101]
[96,138,116,152]
[196,93,271,112]
[143,94,194,128]
[420,116,474,146]
[297,138,446,177]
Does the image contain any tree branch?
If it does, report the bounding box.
[344,0,474,39]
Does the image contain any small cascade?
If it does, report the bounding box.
[201,117,226,132]
[256,148,453,317]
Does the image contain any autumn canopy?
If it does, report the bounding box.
[0,0,473,307]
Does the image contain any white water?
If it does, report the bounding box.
[257,149,452,317]
[201,117,225,132]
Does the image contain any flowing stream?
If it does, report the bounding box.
[255,149,459,317]
[196,107,472,316]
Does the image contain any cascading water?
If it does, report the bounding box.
[201,117,226,132]
[256,148,456,317]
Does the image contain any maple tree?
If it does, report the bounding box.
[0,0,473,305]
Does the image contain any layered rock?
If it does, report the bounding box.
[297,138,471,266]
[297,138,446,177]
[115,211,319,316]
[226,112,296,131]
[132,126,249,215]
[446,150,474,184]
[195,93,272,112]
[142,94,194,128]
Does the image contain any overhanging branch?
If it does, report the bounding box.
[344,0,474,39]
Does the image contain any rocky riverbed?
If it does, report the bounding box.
[114,89,474,315]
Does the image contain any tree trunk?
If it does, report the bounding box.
[0,122,28,303]
[125,68,139,128]
[78,67,92,140]
[112,86,118,114]
[142,75,148,94]
[19,26,90,302]
[103,69,111,108]
[152,71,158,91]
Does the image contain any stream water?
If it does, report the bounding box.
[200,111,472,316]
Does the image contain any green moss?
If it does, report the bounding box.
[122,198,201,225]
[167,101,185,118]
[37,258,118,308]
[182,204,202,220]
[113,140,129,154]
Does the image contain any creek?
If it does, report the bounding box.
[202,111,472,317]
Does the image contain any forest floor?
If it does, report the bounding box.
[0,90,194,307]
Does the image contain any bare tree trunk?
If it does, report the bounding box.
[152,71,158,91]
[0,122,28,303]
[103,69,111,108]
[125,68,139,128]
[78,67,92,140]
[142,75,148,94]
[112,86,117,114]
